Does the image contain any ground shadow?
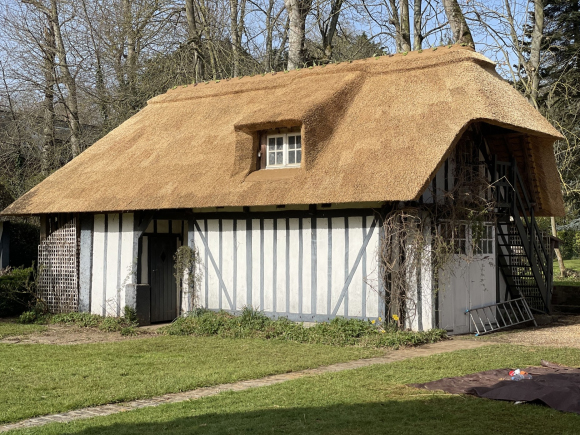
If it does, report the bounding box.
[48,394,579,435]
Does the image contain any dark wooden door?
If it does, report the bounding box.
[149,236,178,323]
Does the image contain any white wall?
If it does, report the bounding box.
[90,213,137,316]
[191,215,382,322]
[438,228,497,335]
[405,219,435,331]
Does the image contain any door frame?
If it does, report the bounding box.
[147,234,181,322]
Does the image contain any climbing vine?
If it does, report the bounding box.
[174,245,201,312]
[378,134,497,328]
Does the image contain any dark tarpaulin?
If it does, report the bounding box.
[409,361,580,414]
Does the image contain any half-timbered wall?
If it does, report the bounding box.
[188,214,383,322]
[80,213,138,316]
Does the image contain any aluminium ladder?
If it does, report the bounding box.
[465,297,537,336]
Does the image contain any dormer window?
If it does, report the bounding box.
[267,134,302,168]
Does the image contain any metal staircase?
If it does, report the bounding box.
[492,158,553,313]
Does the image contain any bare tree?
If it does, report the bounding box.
[23,0,82,157]
[285,0,313,69]
[441,0,474,46]
[315,0,344,61]
[41,23,56,173]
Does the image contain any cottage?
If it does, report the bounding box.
[0,47,564,333]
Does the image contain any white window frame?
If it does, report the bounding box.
[266,133,302,169]
[439,221,494,257]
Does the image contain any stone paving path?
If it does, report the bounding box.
[0,340,488,433]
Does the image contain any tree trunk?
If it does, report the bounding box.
[230,0,240,77]
[284,0,312,70]
[274,17,290,70]
[400,0,411,52]
[441,0,474,47]
[413,0,423,50]
[49,0,81,157]
[80,0,108,126]
[320,0,343,61]
[551,216,566,277]
[388,0,411,52]
[185,0,203,82]
[264,0,275,71]
[529,0,544,108]
[41,24,56,174]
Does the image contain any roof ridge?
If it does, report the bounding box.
[148,45,489,105]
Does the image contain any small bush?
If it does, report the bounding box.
[120,326,138,336]
[19,308,140,336]
[51,312,101,328]
[18,311,38,324]
[99,316,125,332]
[0,267,35,317]
[123,306,138,323]
[8,221,40,268]
[161,308,447,349]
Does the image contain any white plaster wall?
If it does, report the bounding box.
[438,228,497,334]
[191,215,382,321]
[90,213,136,316]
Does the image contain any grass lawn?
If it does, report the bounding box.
[554,259,580,285]
[0,319,47,339]
[11,344,580,435]
[0,336,380,424]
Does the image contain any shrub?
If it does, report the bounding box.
[161,308,447,349]
[123,306,138,323]
[8,221,40,268]
[18,310,38,324]
[99,316,125,332]
[51,312,101,328]
[0,267,35,317]
[120,326,138,336]
[22,308,139,335]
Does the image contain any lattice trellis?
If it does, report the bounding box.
[38,218,79,313]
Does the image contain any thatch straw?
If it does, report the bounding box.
[1,46,564,217]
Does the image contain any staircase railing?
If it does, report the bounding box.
[491,157,552,313]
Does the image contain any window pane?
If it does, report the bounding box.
[289,151,295,164]
[289,136,295,146]
[277,137,283,149]
[276,151,283,164]
[296,150,301,163]
[296,135,301,147]
[268,153,275,165]
[269,137,275,147]
[288,142,295,150]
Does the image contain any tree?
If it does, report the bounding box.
[441,0,474,46]
[284,0,313,69]
[315,0,345,60]
[23,0,83,157]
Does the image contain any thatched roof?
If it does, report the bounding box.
[1,46,564,217]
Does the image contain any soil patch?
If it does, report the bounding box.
[0,324,158,345]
